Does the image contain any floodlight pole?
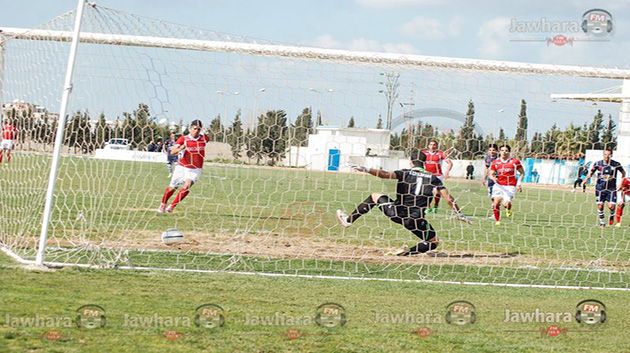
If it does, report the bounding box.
[35,0,86,266]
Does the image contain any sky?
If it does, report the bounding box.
[0,0,629,136]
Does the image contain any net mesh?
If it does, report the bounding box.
[0,5,628,289]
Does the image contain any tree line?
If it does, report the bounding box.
[7,100,617,162]
[389,100,617,159]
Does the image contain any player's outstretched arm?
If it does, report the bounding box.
[351,165,396,179]
[443,158,453,179]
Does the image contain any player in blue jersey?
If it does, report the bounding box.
[585,149,626,227]
[482,144,499,198]
[164,132,179,177]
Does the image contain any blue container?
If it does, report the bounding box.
[327,149,340,171]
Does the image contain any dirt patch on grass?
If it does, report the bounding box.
[76,228,623,271]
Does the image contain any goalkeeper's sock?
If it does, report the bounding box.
[170,186,190,209]
[161,187,176,204]
[349,196,377,223]
[493,205,500,221]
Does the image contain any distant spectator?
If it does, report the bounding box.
[532,169,540,183]
[147,140,157,152]
[365,148,376,157]
[573,164,587,192]
[155,138,164,153]
[466,162,474,180]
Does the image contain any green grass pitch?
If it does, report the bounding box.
[0,152,628,352]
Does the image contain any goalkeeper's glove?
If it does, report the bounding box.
[351,165,369,173]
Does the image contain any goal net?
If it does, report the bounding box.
[0,4,628,290]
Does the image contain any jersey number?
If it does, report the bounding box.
[414,179,424,195]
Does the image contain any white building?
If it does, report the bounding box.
[285,126,408,171]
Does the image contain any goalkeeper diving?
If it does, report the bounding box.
[336,149,470,256]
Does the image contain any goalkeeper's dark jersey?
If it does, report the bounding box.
[394,167,442,208]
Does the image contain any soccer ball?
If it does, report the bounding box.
[161,228,184,245]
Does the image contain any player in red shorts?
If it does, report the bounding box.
[421,139,452,213]
[615,177,630,227]
[157,120,210,213]
[488,145,524,225]
[0,119,18,164]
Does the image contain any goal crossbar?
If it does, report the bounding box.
[1,26,630,79]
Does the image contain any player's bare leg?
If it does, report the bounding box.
[337,193,382,227]
[608,203,616,226]
[438,188,472,224]
[492,197,502,225]
[505,201,513,218]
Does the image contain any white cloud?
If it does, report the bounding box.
[477,17,511,58]
[355,0,439,8]
[309,35,417,54]
[399,16,461,40]
[382,42,417,54]
[349,38,383,52]
[310,34,342,49]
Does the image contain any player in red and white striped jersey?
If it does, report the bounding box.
[1,120,18,164]
[615,177,630,227]
[488,145,524,225]
[157,120,210,213]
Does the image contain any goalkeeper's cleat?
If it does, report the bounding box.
[336,210,351,228]
[157,204,166,213]
[396,247,421,256]
[495,221,501,226]
[165,205,174,214]
[505,209,513,218]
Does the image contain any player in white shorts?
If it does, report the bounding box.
[157,120,210,213]
[488,145,524,225]
[1,120,17,164]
